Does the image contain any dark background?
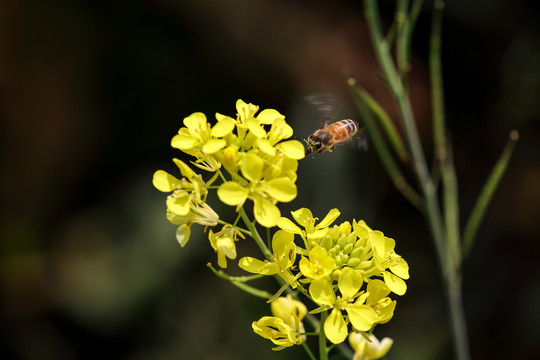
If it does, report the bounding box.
[1,0,539,359]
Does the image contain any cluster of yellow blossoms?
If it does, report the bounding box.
[153,100,408,358]
[246,207,409,348]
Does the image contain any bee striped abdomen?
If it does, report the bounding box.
[325,119,358,144]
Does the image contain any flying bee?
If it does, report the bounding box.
[304,93,367,155]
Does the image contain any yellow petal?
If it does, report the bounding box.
[211,116,235,137]
[254,197,281,227]
[241,153,264,182]
[324,308,348,344]
[264,178,297,202]
[176,224,191,247]
[183,112,207,133]
[236,99,259,121]
[247,118,267,138]
[318,209,341,228]
[382,271,407,295]
[276,140,305,160]
[257,108,284,124]
[217,182,249,206]
[238,257,279,275]
[202,139,227,154]
[390,257,410,279]
[171,134,199,150]
[166,194,191,216]
[277,217,302,234]
[172,158,195,179]
[257,138,276,157]
[346,305,377,331]
[152,170,180,192]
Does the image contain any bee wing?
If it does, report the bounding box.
[304,93,343,128]
[354,128,369,151]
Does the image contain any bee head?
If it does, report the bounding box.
[306,135,323,155]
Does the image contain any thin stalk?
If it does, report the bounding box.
[319,311,328,360]
[430,0,461,271]
[349,79,423,210]
[357,85,410,162]
[302,341,317,360]
[396,0,410,81]
[462,130,519,257]
[364,0,449,277]
[207,264,272,299]
[238,207,273,260]
[446,274,469,360]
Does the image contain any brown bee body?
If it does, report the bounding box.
[306,119,359,155]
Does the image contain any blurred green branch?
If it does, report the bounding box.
[352,1,519,359]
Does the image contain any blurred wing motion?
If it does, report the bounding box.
[304,93,343,128]
[304,93,368,155]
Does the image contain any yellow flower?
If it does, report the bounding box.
[353,220,410,295]
[208,225,245,268]
[218,152,297,227]
[278,208,341,249]
[238,230,297,287]
[364,280,397,324]
[349,333,393,360]
[309,268,378,344]
[153,159,219,246]
[270,295,307,335]
[252,316,303,350]
[299,245,336,280]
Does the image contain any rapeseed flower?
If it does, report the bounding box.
[349,333,393,360]
[153,159,219,246]
[238,230,297,287]
[309,267,377,344]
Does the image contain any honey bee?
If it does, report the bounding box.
[304,94,367,155]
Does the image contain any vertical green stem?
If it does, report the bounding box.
[447,274,469,360]
[364,0,449,277]
[430,0,461,267]
[429,3,469,358]
[363,1,471,360]
[319,311,328,360]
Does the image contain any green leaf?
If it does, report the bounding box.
[463,130,519,257]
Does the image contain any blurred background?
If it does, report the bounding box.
[1,0,539,359]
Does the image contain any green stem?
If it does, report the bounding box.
[319,311,328,360]
[357,85,410,162]
[446,274,469,360]
[349,79,423,210]
[462,130,519,257]
[238,207,273,260]
[364,0,449,277]
[396,0,410,82]
[429,0,461,271]
[364,2,472,360]
[207,264,272,299]
[215,219,251,236]
[302,341,317,360]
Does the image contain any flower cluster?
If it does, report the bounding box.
[153,100,409,359]
[153,100,304,259]
[241,208,409,345]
